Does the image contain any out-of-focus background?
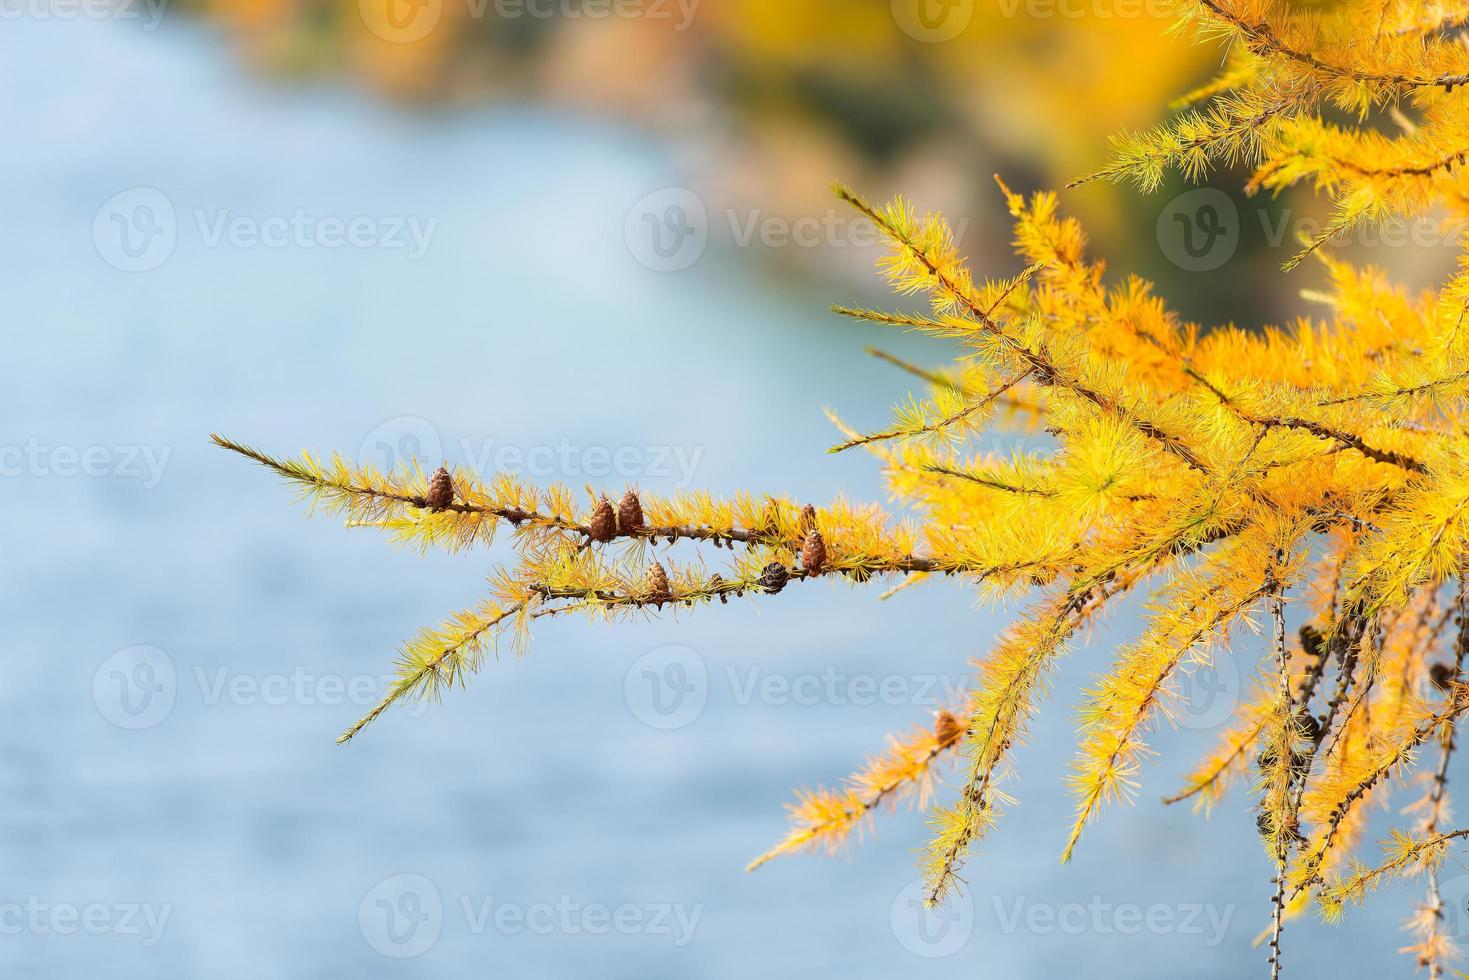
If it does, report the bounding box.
[2,3,1456,978]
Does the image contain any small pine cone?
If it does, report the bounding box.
[758,562,790,594]
[1431,662,1457,692]
[799,503,818,534]
[647,562,671,607]
[1283,814,1304,843]
[589,498,617,542]
[1298,625,1325,659]
[1255,808,1272,838]
[800,530,827,574]
[1295,710,1321,743]
[709,572,728,604]
[934,710,964,747]
[425,466,454,511]
[618,490,644,535]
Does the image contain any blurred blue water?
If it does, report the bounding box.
[0,15,1433,979]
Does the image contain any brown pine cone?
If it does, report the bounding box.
[801,530,827,574]
[799,503,818,534]
[1295,710,1321,743]
[425,466,454,511]
[1431,662,1457,692]
[618,490,645,535]
[934,710,964,747]
[758,562,790,594]
[648,562,671,606]
[589,498,617,542]
[708,573,728,604]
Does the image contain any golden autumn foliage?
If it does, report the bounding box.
[220,0,1469,975]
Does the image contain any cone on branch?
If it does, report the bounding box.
[589,498,617,542]
[648,562,671,607]
[799,503,818,534]
[618,489,645,535]
[758,562,790,594]
[1298,625,1325,660]
[425,465,454,511]
[801,530,827,574]
[934,709,964,748]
